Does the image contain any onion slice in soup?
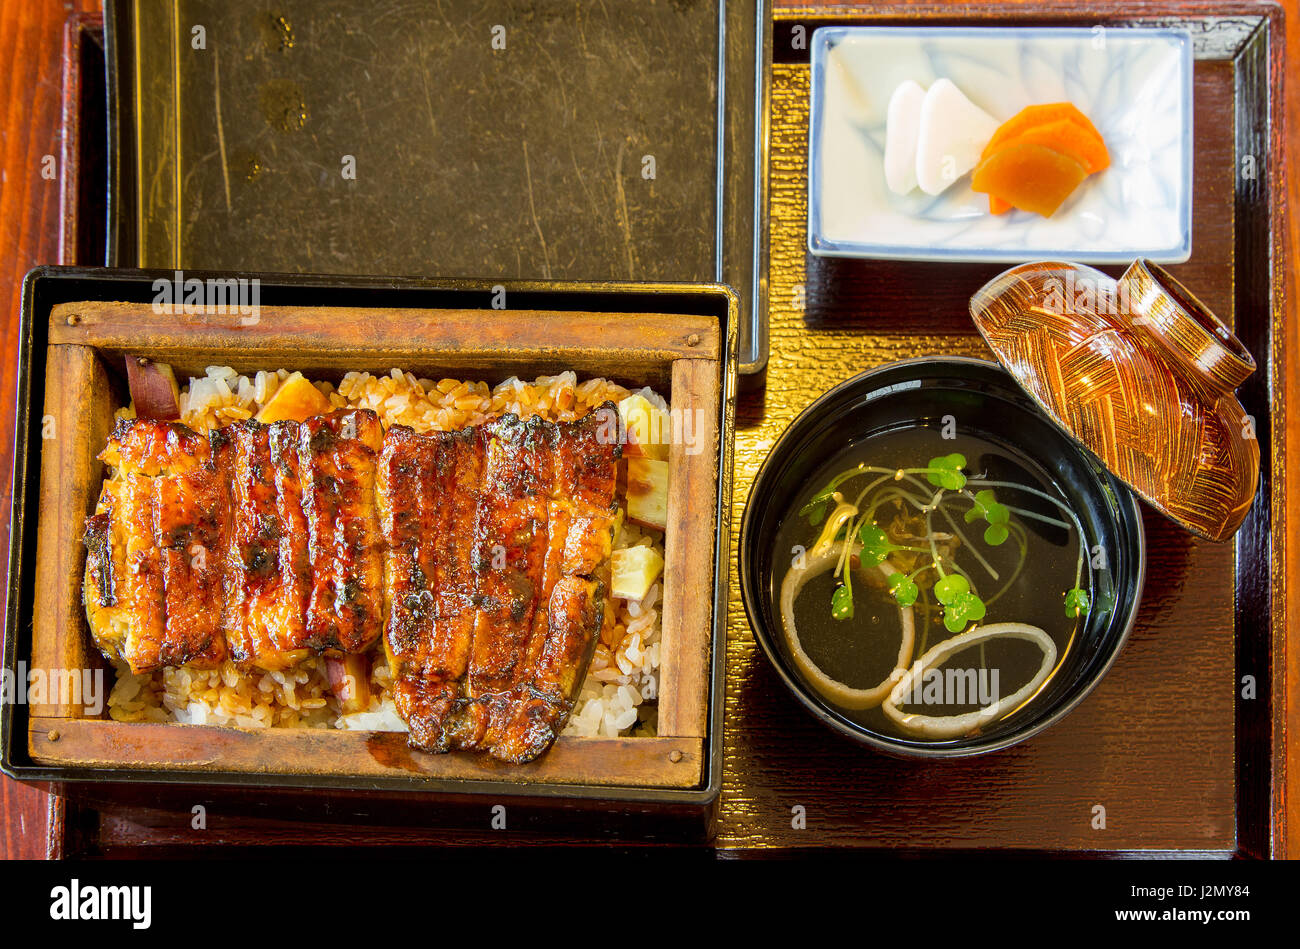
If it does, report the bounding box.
[882,622,1057,739]
[779,544,915,709]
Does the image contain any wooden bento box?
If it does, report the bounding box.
[2,267,736,803]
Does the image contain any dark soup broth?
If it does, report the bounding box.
[771,425,1092,744]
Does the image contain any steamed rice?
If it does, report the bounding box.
[106,366,668,739]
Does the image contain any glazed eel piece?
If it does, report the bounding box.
[221,419,313,669]
[377,404,621,763]
[85,410,386,674]
[375,425,481,753]
[85,418,229,672]
[480,404,620,762]
[297,411,386,654]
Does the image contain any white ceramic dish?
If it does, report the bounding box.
[808,26,1192,263]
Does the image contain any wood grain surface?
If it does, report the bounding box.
[48,301,722,367]
[0,0,101,861]
[0,0,1294,857]
[657,358,722,739]
[29,344,114,719]
[29,720,705,789]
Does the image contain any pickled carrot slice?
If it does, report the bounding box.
[994,118,1110,174]
[971,142,1090,218]
[981,102,1106,159]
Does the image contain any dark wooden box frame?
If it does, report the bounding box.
[1,268,738,808]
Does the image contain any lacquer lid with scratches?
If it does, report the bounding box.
[969,259,1260,542]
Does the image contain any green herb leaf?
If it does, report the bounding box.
[955,591,985,621]
[943,591,986,633]
[888,572,919,608]
[1064,587,1091,619]
[980,490,1009,525]
[926,453,968,491]
[858,523,893,566]
[983,523,1009,546]
[933,573,970,605]
[965,488,991,523]
[807,502,827,527]
[831,583,854,621]
[967,489,1010,530]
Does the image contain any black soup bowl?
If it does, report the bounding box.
[739,357,1145,758]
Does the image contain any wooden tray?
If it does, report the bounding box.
[721,1,1287,856]
[15,1,1292,856]
[3,269,737,805]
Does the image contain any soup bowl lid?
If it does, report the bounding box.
[969,259,1259,542]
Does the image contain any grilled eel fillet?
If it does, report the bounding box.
[219,411,384,669]
[85,410,386,674]
[376,405,621,763]
[85,420,229,671]
[84,403,622,763]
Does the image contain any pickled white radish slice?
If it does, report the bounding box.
[914,78,999,196]
[884,80,925,195]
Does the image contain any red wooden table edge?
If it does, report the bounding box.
[0,0,104,861]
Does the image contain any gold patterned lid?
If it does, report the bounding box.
[969,259,1259,542]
